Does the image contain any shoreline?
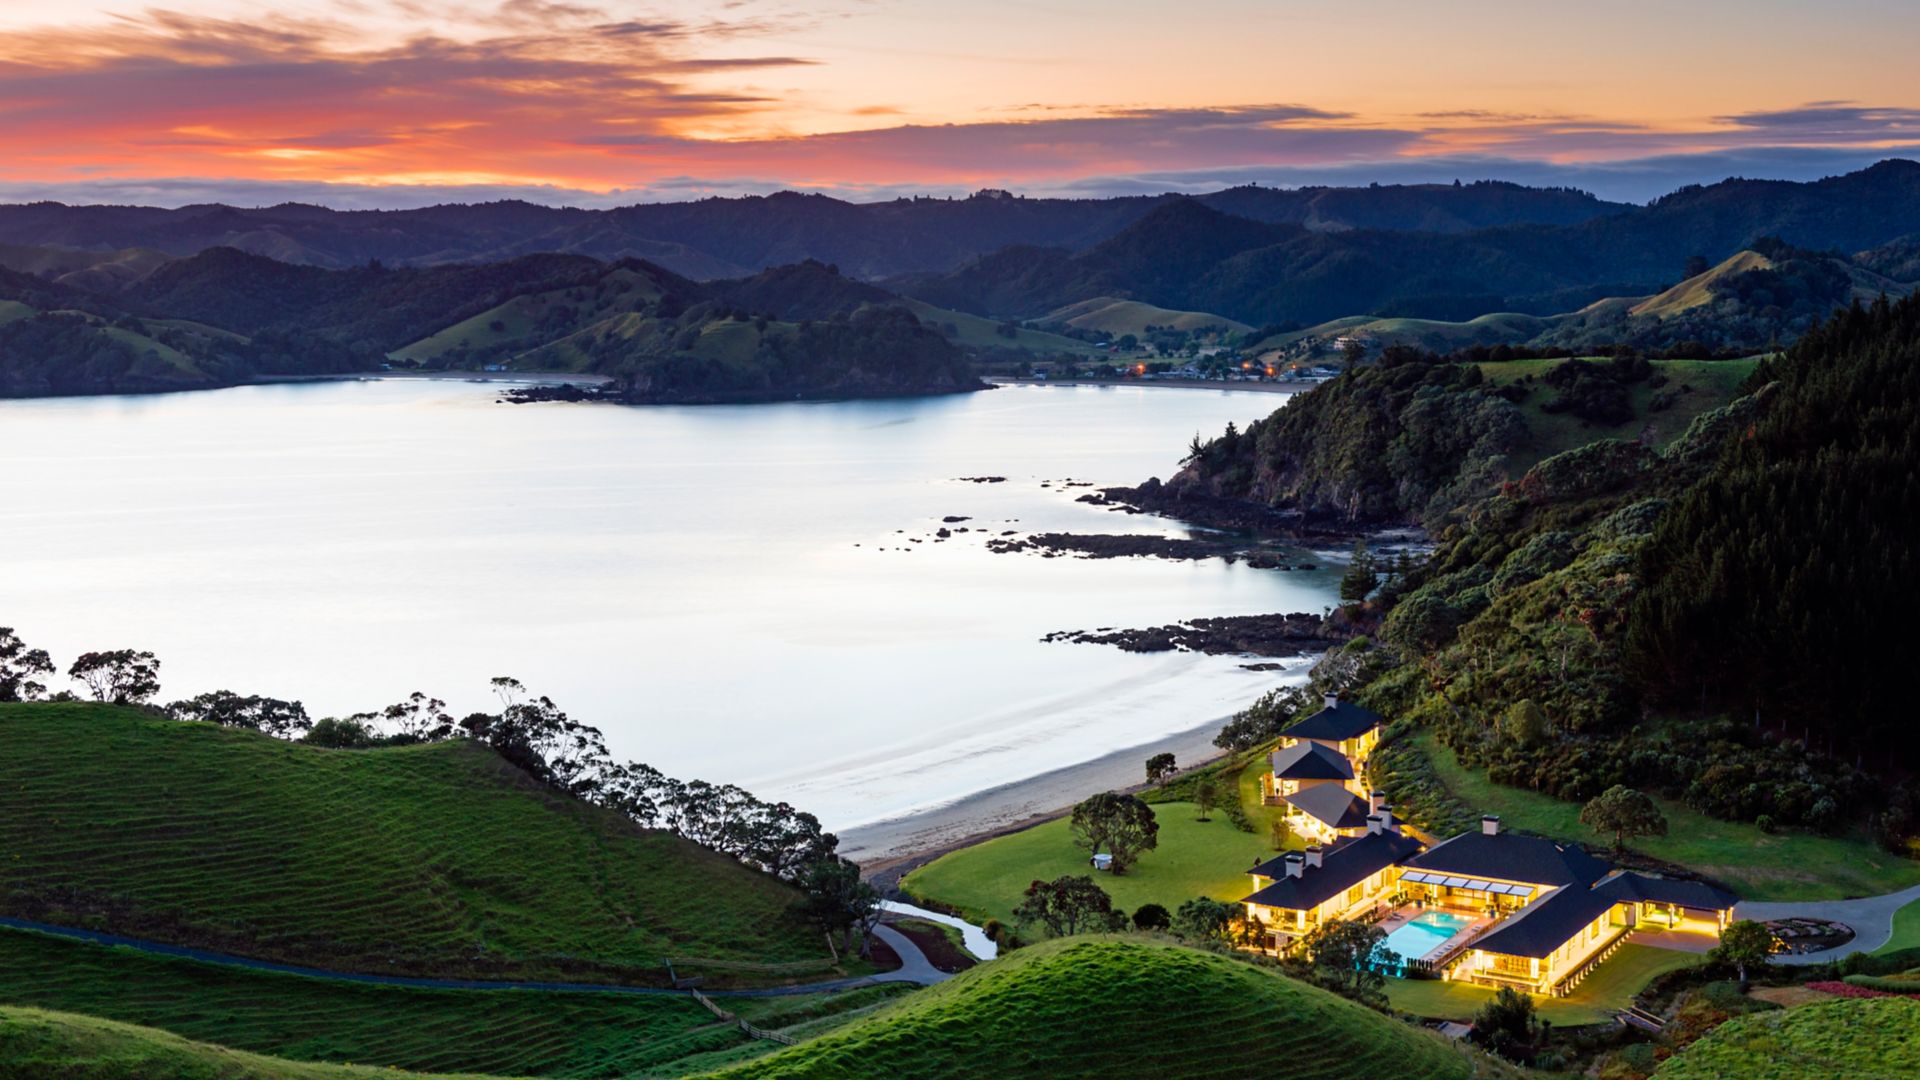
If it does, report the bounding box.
[253,370,616,386]
[842,710,1250,887]
[991,376,1316,395]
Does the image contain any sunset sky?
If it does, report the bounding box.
[3,0,1918,206]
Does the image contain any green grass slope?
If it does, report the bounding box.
[1629,251,1773,318]
[701,938,1518,1080]
[1652,998,1920,1079]
[391,265,670,365]
[0,1006,483,1080]
[0,925,901,1077]
[1043,297,1252,336]
[900,298,1101,355]
[1476,356,1759,467]
[0,703,825,983]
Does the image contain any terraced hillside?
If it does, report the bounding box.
[0,1005,483,1080]
[0,704,826,983]
[704,938,1522,1080]
[0,925,904,1077]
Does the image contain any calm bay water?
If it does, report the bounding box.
[0,378,1339,829]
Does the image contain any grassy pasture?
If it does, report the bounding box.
[1652,998,1920,1079]
[0,703,827,984]
[0,1006,486,1080]
[705,937,1521,1080]
[1412,733,1920,902]
[0,925,904,1078]
[1475,356,1759,466]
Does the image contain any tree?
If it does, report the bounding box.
[1214,686,1309,751]
[1471,986,1544,1060]
[1342,338,1367,370]
[1683,254,1712,279]
[1014,875,1114,937]
[1193,776,1219,822]
[67,650,161,705]
[0,627,54,703]
[1499,699,1549,747]
[166,691,311,737]
[1579,784,1668,854]
[462,679,611,796]
[1711,920,1775,988]
[795,857,881,957]
[1068,792,1159,873]
[1339,540,1376,603]
[304,714,381,749]
[1171,897,1236,943]
[1270,815,1293,852]
[1132,903,1172,931]
[380,692,454,743]
[1301,919,1393,1004]
[1144,752,1177,786]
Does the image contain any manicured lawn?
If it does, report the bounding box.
[1415,734,1920,902]
[1384,944,1702,1026]
[904,801,1277,928]
[1877,899,1920,955]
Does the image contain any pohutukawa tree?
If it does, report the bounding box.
[0,628,54,703]
[1069,791,1159,873]
[1579,784,1669,854]
[1144,751,1177,786]
[1014,875,1115,937]
[67,649,161,705]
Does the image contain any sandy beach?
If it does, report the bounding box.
[841,712,1240,883]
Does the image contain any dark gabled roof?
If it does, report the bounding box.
[1405,831,1613,889]
[1281,785,1371,830]
[1280,700,1387,743]
[1471,884,1617,959]
[1242,830,1424,912]
[1598,872,1738,911]
[1270,740,1355,781]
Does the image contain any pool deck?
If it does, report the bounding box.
[1378,905,1496,962]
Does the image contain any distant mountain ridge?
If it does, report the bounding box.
[894,160,1920,327]
[0,181,1630,280]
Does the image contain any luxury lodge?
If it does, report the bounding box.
[1243,698,1739,998]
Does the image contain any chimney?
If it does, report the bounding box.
[1380,804,1396,834]
[1304,844,1324,869]
[1323,691,1340,710]
[1482,814,1502,836]
[1366,813,1385,836]
[1369,789,1386,813]
[1283,852,1305,878]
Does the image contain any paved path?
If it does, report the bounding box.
[0,915,950,996]
[1736,883,1920,965]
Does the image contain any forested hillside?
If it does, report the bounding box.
[1177,295,1920,849]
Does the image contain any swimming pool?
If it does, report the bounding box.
[1379,910,1474,963]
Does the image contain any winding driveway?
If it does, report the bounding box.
[0,915,949,997]
[1736,883,1920,965]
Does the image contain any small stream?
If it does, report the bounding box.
[880,900,999,960]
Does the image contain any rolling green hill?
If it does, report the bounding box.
[1042,297,1251,336]
[1652,998,1920,1079]
[0,1006,483,1080]
[0,925,903,1077]
[702,938,1521,1080]
[0,703,825,984]
[899,298,1101,355]
[1476,356,1758,466]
